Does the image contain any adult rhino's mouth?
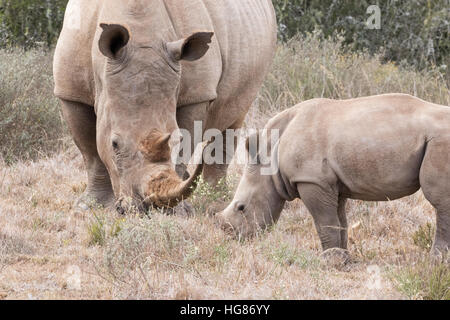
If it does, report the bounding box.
[115,196,143,215]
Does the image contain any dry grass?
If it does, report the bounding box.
[1,34,449,300]
[1,147,448,299]
[0,48,68,165]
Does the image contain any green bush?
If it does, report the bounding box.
[412,223,435,251]
[0,48,66,164]
[1,0,448,77]
[274,0,449,82]
[392,260,450,300]
[0,0,67,48]
[0,0,448,83]
[190,176,234,215]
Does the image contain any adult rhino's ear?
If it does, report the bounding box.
[99,23,130,59]
[166,31,214,62]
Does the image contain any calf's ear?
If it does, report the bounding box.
[99,23,130,59]
[166,31,214,62]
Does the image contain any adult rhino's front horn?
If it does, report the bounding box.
[142,140,208,209]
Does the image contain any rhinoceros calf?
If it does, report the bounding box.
[217,94,450,255]
[53,0,277,211]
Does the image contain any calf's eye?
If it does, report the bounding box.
[237,204,245,212]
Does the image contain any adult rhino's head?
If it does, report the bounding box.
[95,23,213,212]
[215,132,286,238]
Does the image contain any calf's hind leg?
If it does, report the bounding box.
[419,137,450,255]
[60,99,114,209]
[297,183,343,250]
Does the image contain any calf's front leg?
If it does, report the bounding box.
[297,183,343,250]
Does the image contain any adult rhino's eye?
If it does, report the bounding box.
[236,204,245,212]
[112,140,119,151]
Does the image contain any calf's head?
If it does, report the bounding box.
[216,132,286,238]
[95,23,213,211]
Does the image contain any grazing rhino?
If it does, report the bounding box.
[53,0,277,211]
[216,94,450,255]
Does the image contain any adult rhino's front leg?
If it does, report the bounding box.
[60,99,115,210]
[201,126,237,187]
[175,103,231,186]
[175,102,236,215]
[172,102,211,216]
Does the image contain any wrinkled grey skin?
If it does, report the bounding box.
[217,94,450,255]
[53,0,277,211]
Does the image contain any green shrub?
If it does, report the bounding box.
[213,242,230,270]
[190,176,234,214]
[267,242,320,269]
[413,223,435,252]
[0,0,67,48]
[87,213,106,247]
[274,0,450,81]
[0,48,66,164]
[392,260,450,300]
[1,0,448,80]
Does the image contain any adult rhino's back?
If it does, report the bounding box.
[203,0,277,87]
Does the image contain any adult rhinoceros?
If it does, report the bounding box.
[53,0,277,211]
